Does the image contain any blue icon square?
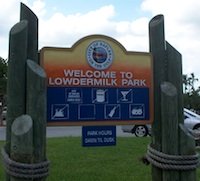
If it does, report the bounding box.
[79,104,95,119]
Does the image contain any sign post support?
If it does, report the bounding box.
[148,14,197,181]
[3,3,49,180]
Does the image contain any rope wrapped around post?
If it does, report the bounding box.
[146,144,199,170]
[1,147,50,179]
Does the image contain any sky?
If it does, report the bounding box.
[1,0,200,82]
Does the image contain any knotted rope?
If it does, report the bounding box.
[1,147,50,179]
[146,144,199,170]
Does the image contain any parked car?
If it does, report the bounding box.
[2,106,6,117]
[2,106,7,125]
[121,108,200,137]
[122,124,151,137]
[184,108,200,130]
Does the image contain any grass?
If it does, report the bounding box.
[46,137,151,181]
[0,137,199,181]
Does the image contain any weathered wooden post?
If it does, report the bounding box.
[179,124,197,181]
[166,42,183,122]
[20,3,38,63]
[2,3,49,181]
[147,14,198,181]
[161,82,179,180]
[149,14,166,181]
[166,42,197,181]
[6,20,28,156]
[10,115,33,181]
[26,59,47,166]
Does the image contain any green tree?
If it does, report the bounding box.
[188,73,198,93]
[183,74,189,94]
[183,73,200,111]
[0,57,7,96]
[183,73,199,94]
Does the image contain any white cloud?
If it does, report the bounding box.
[1,0,200,81]
[39,5,116,47]
[31,0,46,17]
[0,0,31,58]
[130,17,149,36]
[116,21,130,34]
[116,34,149,52]
[38,4,149,53]
[142,0,200,79]
[0,0,21,58]
[114,18,149,52]
[0,1,153,58]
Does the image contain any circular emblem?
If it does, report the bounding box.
[86,40,113,70]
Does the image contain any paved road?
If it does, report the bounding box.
[0,126,133,141]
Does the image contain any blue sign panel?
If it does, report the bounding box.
[47,87,149,123]
[82,126,116,147]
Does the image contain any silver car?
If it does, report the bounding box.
[122,124,151,137]
[184,108,200,130]
[121,108,200,137]
[2,106,7,125]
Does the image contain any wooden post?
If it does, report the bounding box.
[149,14,166,181]
[20,3,38,63]
[148,14,198,181]
[4,3,48,181]
[166,42,183,125]
[6,20,28,155]
[10,115,33,181]
[161,82,179,180]
[179,124,196,181]
[26,59,47,180]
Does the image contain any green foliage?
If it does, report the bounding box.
[183,73,199,95]
[183,73,200,111]
[0,57,7,96]
[183,90,200,111]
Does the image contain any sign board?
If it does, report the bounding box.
[40,35,153,126]
[82,126,116,147]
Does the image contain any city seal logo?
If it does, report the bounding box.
[86,40,113,70]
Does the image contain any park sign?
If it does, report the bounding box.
[82,126,116,147]
[40,35,153,126]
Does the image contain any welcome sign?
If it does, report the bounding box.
[40,35,153,126]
